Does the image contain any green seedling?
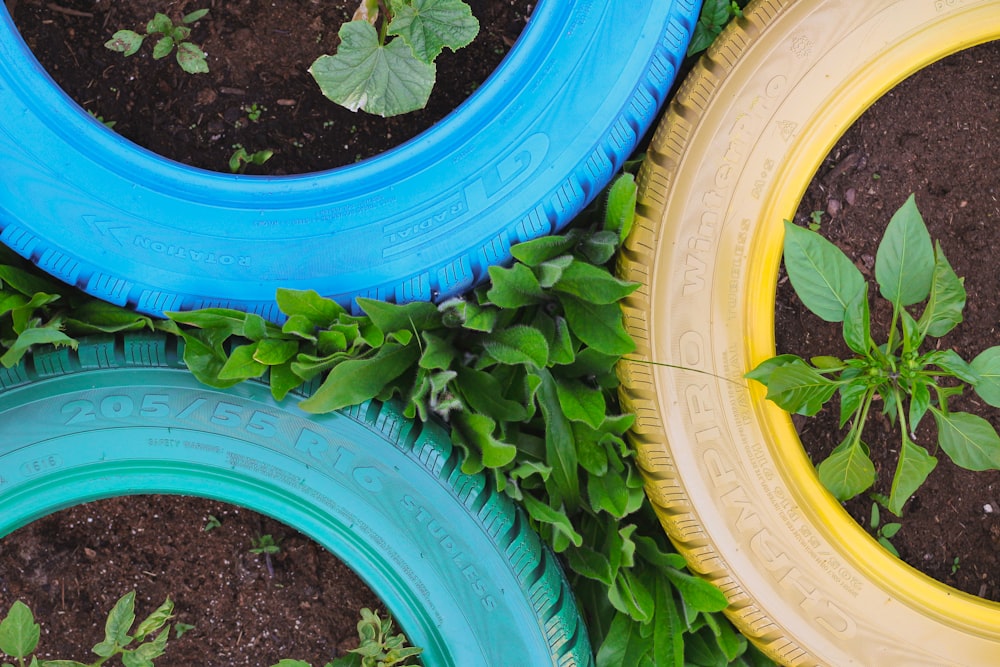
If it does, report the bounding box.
[251,534,282,578]
[952,556,961,575]
[869,499,901,557]
[0,592,174,667]
[87,110,117,129]
[203,514,221,531]
[105,9,210,75]
[748,194,1000,516]
[308,0,479,117]
[245,103,264,122]
[229,145,274,174]
[270,608,422,667]
[808,210,823,232]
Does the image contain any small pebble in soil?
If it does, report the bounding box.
[985,504,994,513]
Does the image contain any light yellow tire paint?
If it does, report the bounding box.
[617,0,1000,665]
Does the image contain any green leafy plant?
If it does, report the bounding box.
[0,172,766,664]
[869,498,901,557]
[747,194,1000,516]
[245,104,265,122]
[308,0,479,117]
[687,0,747,56]
[271,608,422,667]
[202,514,221,531]
[0,592,174,667]
[105,9,210,75]
[952,556,961,575]
[229,145,274,174]
[250,534,282,555]
[808,209,823,232]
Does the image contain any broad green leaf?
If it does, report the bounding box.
[579,230,620,265]
[842,288,872,355]
[357,297,441,336]
[546,314,575,365]
[701,611,746,662]
[566,545,614,585]
[605,173,637,242]
[133,598,173,641]
[309,21,436,117]
[932,409,1000,471]
[176,41,208,74]
[536,368,579,507]
[176,330,242,389]
[105,30,145,56]
[509,233,577,267]
[559,295,635,355]
[299,343,419,413]
[762,359,838,416]
[917,242,965,338]
[744,353,801,386]
[389,0,480,62]
[482,325,549,368]
[817,437,875,501]
[587,468,631,518]
[99,591,137,655]
[908,380,930,432]
[10,291,61,334]
[147,13,172,34]
[167,308,248,336]
[922,349,979,384]
[0,263,68,297]
[268,360,302,401]
[519,492,582,550]
[596,611,656,667]
[64,301,154,334]
[152,35,174,60]
[242,313,268,341]
[838,379,869,428]
[417,331,455,370]
[253,338,298,366]
[485,263,544,308]
[454,366,526,421]
[276,288,345,326]
[218,343,267,380]
[0,601,40,658]
[971,346,1000,407]
[535,255,574,289]
[1,326,77,368]
[609,569,654,623]
[183,8,209,23]
[875,194,934,307]
[271,661,316,667]
[452,412,516,468]
[900,306,922,357]
[888,438,937,515]
[652,578,684,667]
[782,220,865,322]
[553,260,639,304]
[555,376,605,429]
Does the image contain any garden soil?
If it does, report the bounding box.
[782,40,1000,601]
[9,0,530,174]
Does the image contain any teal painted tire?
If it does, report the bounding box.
[0,334,592,666]
[0,0,698,318]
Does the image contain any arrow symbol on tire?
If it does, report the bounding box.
[81,215,130,247]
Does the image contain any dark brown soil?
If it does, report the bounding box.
[11,0,530,174]
[0,496,383,665]
[780,40,1000,600]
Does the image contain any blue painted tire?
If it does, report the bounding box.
[0,0,698,319]
[0,333,592,666]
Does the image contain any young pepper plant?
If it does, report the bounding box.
[308,0,479,117]
[105,10,210,74]
[747,194,1000,515]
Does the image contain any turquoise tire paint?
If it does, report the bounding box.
[0,0,698,319]
[0,334,593,666]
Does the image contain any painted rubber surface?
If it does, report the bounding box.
[617,1,1000,665]
[0,334,592,666]
[0,0,697,320]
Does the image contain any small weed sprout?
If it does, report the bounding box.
[270,608,422,667]
[203,514,221,531]
[748,194,1000,517]
[245,103,265,122]
[105,9,210,74]
[0,592,175,667]
[869,499,902,557]
[229,145,274,174]
[251,534,282,577]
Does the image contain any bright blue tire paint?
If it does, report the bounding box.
[0,0,698,320]
[0,334,593,666]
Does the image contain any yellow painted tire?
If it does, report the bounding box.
[618,1,1000,665]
